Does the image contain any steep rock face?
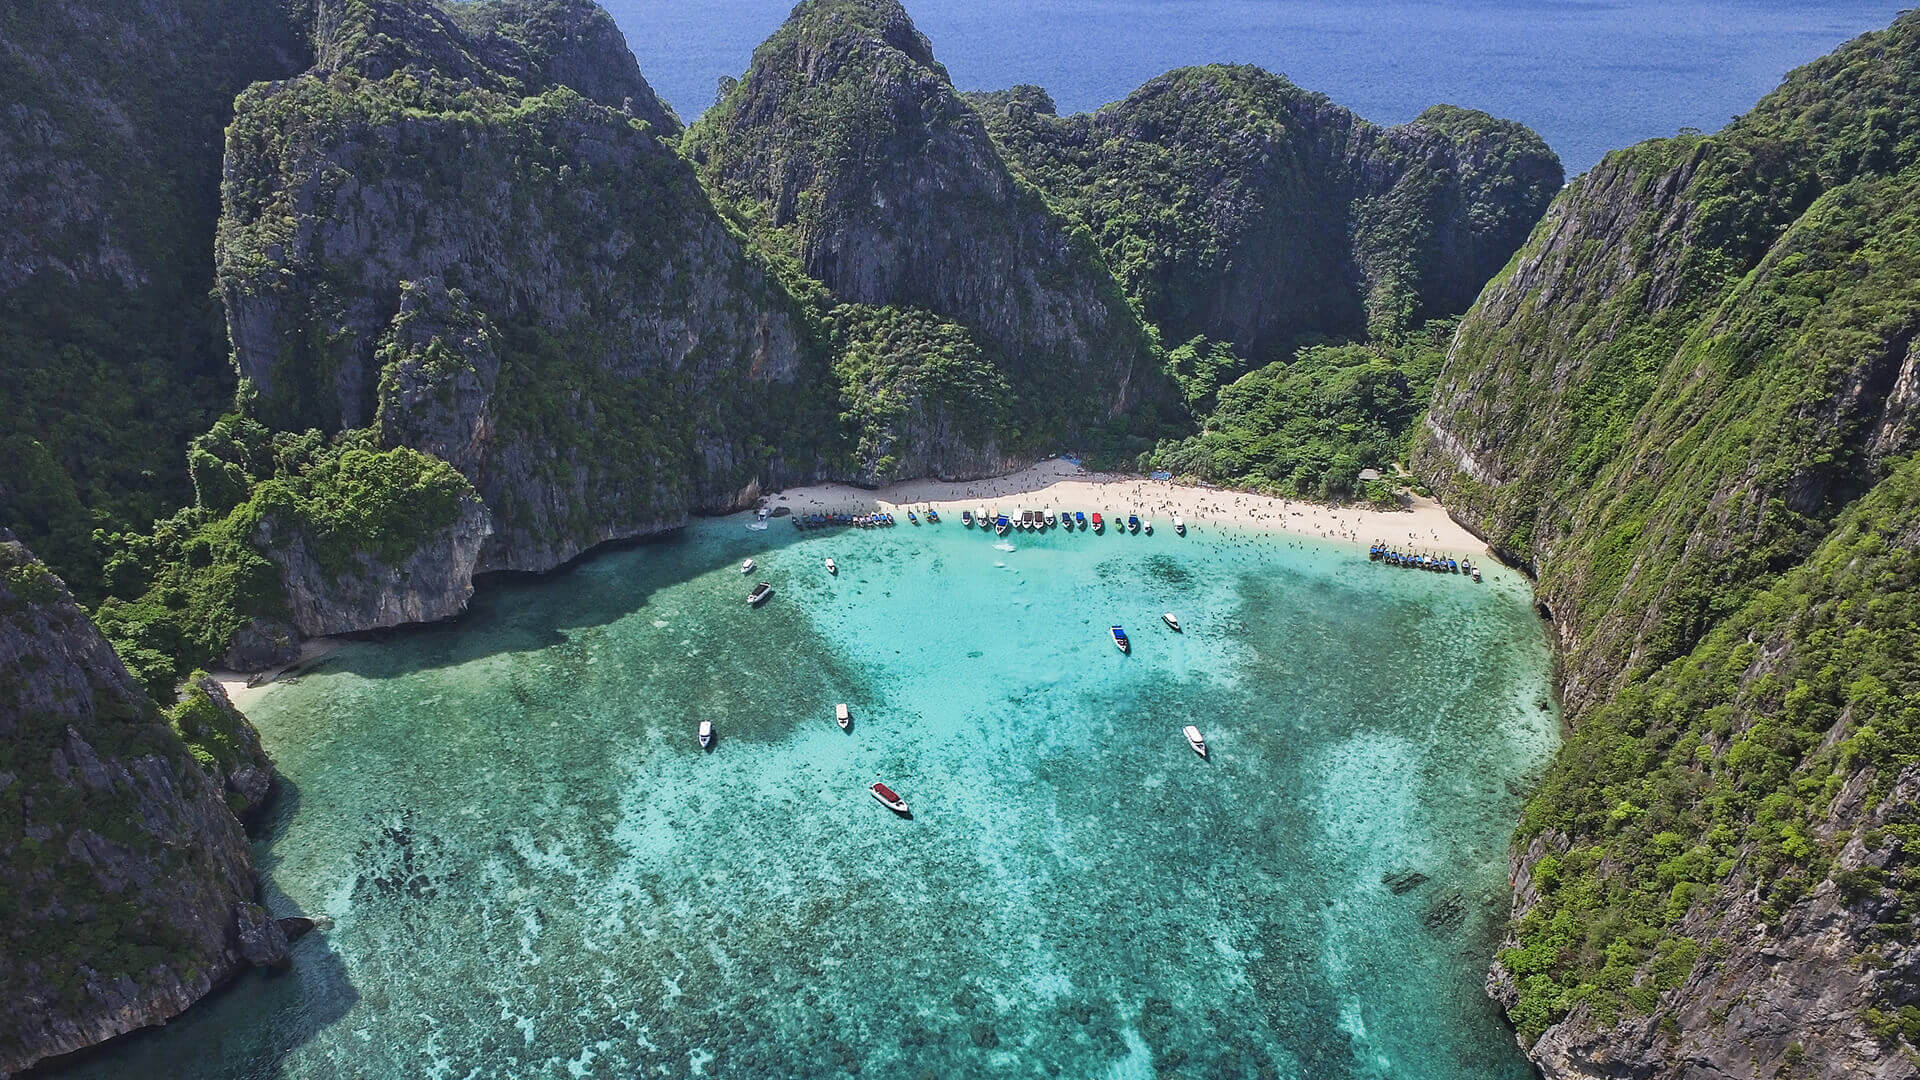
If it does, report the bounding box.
[1411,13,1920,1075]
[970,69,1562,365]
[219,0,835,575]
[253,482,491,636]
[0,0,309,590]
[0,531,284,1075]
[683,0,1160,446]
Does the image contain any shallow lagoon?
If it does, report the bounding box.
[57,513,1558,1079]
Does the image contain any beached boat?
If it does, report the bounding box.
[740,558,755,574]
[870,781,910,815]
[1091,512,1104,532]
[825,557,837,575]
[976,507,989,527]
[1127,514,1140,534]
[1044,510,1056,528]
[836,703,851,731]
[1173,516,1186,536]
[1162,613,1182,632]
[699,720,714,749]
[961,509,975,527]
[926,508,940,523]
[908,510,919,525]
[1183,724,1207,758]
[1143,519,1154,535]
[747,582,774,606]
[994,514,1011,536]
[1075,511,1087,529]
[1111,626,1130,653]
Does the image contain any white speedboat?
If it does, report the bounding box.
[1162,613,1182,632]
[747,582,774,606]
[825,557,838,575]
[1183,725,1207,758]
[740,558,755,573]
[1173,515,1186,536]
[870,781,910,815]
[699,720,714,749]
[835,703,851,731]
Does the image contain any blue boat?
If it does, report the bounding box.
[1074,511,1087,528]
[926,508,940,523]
[1127,514,1140,534]
[908,510,919,525]
[994,514,1011,536]
[1110,626,1130,653]
[1448,558,1458,573]
[962,510,975,527]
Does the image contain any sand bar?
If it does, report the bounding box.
[767,458,1486,557]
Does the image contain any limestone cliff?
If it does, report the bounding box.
[0,531,286,1076]
[683,0,1162,451]
[1412,12,1920,1075]
[970,69,1563,365]
[219,0,837,575]
[0,0,309,592]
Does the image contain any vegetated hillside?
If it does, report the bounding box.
[683,0,1166,458]
[89,0,844,691]
[1144,323,1452,502]
[969,69,1562,367]
[1412,12,1920,1076]
[0,530,289,1075]
[0,0,310,596]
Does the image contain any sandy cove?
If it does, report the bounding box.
[212,461,1486,701]
[767,458,1487,557]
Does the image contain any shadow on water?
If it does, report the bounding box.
[288,510,836,684]
[32,777,360,1080]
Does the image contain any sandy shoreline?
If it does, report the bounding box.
[766,458,1487,557]
[215,462,1488,700]
[211,636,346,710]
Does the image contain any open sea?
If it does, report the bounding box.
[56,513,1559,1078]
[611,0,1908,175]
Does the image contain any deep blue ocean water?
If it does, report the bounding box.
[53,514,1558,1078]
[611,0,1907,174]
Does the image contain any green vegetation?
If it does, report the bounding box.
[95,418,475,698]
[0,0,307,596]
[1502,455,1920,1040]
[1410,11,1920,1052]
[1145,324,1449,501]
[970,67,1560,365]
[827,305,1012,481]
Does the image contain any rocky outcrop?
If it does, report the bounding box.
[253,478,492,637]
[970,69,1562,365]
[0,531,284,1076]
[220,0,838,575]
[1411,12,1920,1075]
[684,0,1162,446]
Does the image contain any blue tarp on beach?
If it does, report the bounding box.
[1150,471,1172,481]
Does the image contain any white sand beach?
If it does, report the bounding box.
[767,458,1487,557]
[212,635,344,710]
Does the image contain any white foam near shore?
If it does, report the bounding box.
[767,458,1486,558]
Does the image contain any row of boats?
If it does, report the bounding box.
[791,511,909,530]
[1368,544,1483,581]
[962,507,1185,538]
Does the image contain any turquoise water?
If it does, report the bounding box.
[54,514,1558,1078]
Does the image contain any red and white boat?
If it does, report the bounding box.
[870,781,910,815]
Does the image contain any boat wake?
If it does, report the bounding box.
[993,541,1016,552]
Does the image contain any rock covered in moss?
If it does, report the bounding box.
[684,0,1161,445]
[0,531,282,1075]
[221,0,835,576]
[1411,12,1920,1076]
[970,67,1562,364]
